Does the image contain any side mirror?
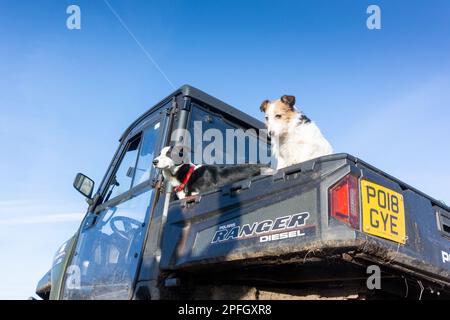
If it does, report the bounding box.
[73,173,94,199]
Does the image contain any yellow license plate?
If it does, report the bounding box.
[361,180,406,244]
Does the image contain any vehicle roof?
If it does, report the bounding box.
[120,85,265,142]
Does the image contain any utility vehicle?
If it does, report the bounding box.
[36,85,450,300]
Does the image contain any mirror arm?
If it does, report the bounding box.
[87,193,101,212]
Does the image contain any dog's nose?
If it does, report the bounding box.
[152,159,159,166]
[269,130,274,137]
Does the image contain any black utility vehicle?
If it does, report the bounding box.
[36,86,450,300]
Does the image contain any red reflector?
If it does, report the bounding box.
[330,175,360,229]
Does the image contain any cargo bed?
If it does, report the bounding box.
[160,153,450,298]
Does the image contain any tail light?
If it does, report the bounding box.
[329,175,360,229]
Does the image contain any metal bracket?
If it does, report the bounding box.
[180,195,202,208]
[221,180,252,196]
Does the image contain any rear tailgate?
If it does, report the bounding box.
[354,158,450,284]
[159,154,450,287]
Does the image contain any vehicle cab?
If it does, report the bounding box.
[39,85,269,300]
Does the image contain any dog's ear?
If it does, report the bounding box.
[165,145,174,156]
[281,95,296,108]
[170,145,183,164]
[172,145,191,165]
[260,100,270,113]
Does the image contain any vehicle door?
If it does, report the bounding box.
[61,112,166,299]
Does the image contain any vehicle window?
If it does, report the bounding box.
[188,103,269,165]
[104,135,142,202]
[132,122,160,187]
[104,120,161,202]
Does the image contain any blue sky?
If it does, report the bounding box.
[1,0,450,299]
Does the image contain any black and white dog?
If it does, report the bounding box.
[152,146,265,199]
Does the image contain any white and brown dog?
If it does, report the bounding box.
[153,146,265,199]
[260,95,332,170]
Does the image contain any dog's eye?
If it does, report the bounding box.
[275,114,282,119]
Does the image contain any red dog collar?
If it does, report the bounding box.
[173,165,195,193]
